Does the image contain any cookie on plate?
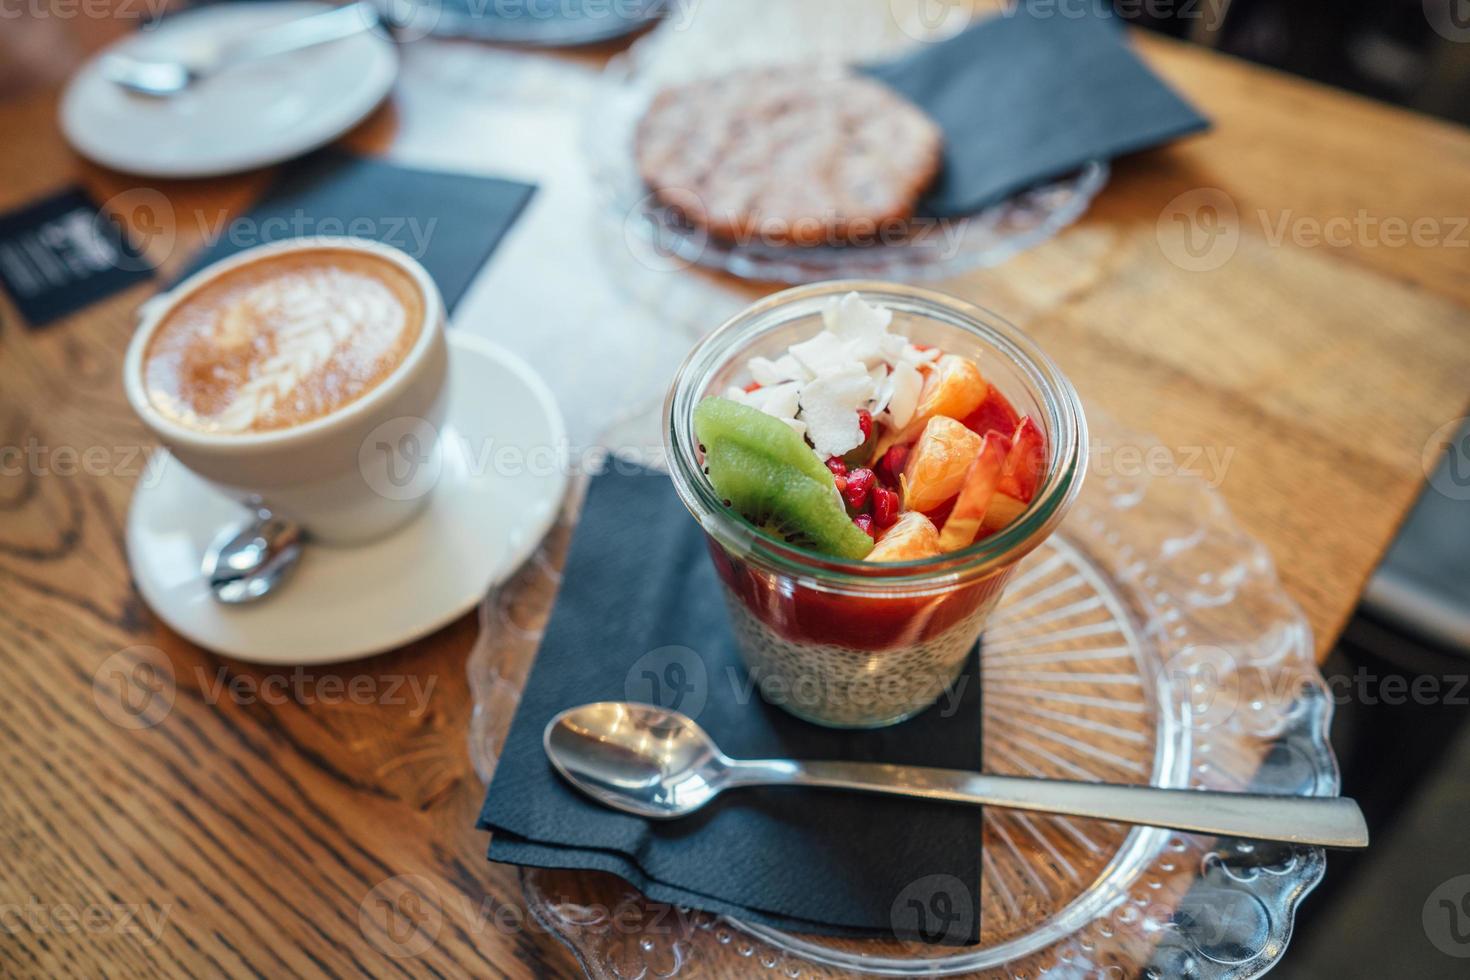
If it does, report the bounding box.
[635,65,944,247]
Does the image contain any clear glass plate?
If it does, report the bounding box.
[583,22,1110,285]
[468,408,1338,978]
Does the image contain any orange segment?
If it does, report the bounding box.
[867,512,941,562]
[938,433,1006,551]
[881,355,989,451]
[901,415,984,514]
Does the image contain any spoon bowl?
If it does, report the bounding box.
[202,501,304,605]
[544,702,726,818]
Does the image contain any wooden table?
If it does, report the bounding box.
[2,4,1468,976]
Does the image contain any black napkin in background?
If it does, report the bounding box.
[478,466,985,943]
[176,149,536,312]
[0,187,152,328]
[864,1,1209,217]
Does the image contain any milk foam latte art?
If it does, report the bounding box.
[124,238,449,546]
[142,249,425,434]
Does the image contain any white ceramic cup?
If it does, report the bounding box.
[124,237,449,546]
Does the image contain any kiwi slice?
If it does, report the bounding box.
[694,397,832,484]
[703,440,873,560]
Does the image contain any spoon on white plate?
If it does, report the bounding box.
[103,2,381,98]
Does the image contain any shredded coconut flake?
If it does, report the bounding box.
[749,354,810,387]
[788,331,858,377]
[798,367,875,458]
[747,380,801,420]
[881,361,923,429]
[729,293,936,462]
[901,344,942,366]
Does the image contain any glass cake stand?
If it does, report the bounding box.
[468,409,1339,978]
[584,18,1110,285]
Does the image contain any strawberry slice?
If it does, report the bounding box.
[938,433,1007,552]
[997,416,1045,503]
[980,417,1046,534]
[962,387,1020,439]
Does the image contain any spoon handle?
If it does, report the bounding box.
[223,3,377,69]
[724,760,1368,849]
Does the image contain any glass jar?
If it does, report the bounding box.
[665,281,1088,728]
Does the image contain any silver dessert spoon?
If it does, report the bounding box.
[544,702,1370,849]
[203,500,304,605]
[103,2,380,98]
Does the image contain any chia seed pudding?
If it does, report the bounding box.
[722,583,1007,728]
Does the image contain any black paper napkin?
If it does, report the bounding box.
[0,187,152,328]
[176,149,536,312]
[478,466,985,942]
[864,1,1208,217]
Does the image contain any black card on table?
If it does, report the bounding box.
[865,1,1209,217]
[176,149,537,312]
[0,187,152,328]
[478,466,985,943]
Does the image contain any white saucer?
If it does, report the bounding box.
[61,2,397,178]
[127,332,568,664]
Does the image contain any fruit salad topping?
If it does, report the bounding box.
[723,292,934,458]
[698,293,1046,563]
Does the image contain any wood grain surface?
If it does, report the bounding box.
[1,2,1468,976]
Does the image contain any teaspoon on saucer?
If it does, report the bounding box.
[202,500,304,605]
[103,2,380,98]
[544,702,1370,849]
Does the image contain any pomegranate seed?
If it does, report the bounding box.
[853,514,875,539]
[843,467,875,511]
[857,410,873,440]
[872,487,899,529]
[833,475,848,496]
[825,456,848,477]
[877,444,909,485]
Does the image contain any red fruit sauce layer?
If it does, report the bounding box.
[707,538,1015,652]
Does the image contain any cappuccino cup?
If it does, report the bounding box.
[124,237,449,545]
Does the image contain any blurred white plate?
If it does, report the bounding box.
[60,2,397,178]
